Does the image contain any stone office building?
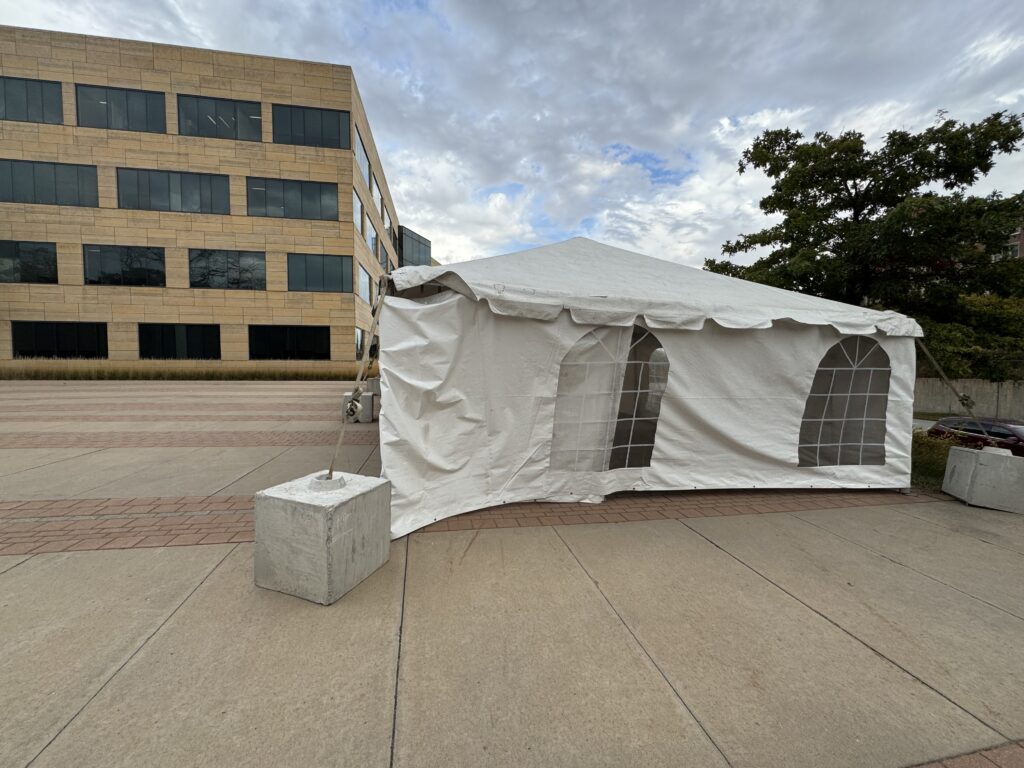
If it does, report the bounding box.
[0,25,430,373]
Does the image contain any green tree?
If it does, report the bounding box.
[706,112,1024,378]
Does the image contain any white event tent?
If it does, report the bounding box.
[379,238,922,539]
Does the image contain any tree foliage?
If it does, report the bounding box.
[706,112,1024,379]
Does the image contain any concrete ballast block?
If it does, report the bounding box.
[357,392,374,423]
[254,470,391,604]
[943,446,1024,515]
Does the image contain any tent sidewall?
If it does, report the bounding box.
[380,294,914,539]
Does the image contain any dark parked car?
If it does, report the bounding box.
[928,417,1024,457]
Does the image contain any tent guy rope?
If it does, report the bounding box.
[327,275,389,481]
[914,338,992,439]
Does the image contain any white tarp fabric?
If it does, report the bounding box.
[380,238,919,539]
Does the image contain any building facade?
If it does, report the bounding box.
[0,26,423,374]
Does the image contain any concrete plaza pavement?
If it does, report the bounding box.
[2,381,1024,767]
[0,381,381,500]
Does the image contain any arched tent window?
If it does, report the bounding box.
[550,328,626,472]
[609,327,668,469]
[551,325,668,472]
[799,336,890,467]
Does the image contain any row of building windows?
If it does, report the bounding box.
[350,123,397,264]
[1,75,400,262]
[0,160,98,207]
[0,160,362,229]
[77,84,166,134]
[245,176,338,221]
[353,187,394,268]
[10,320,373,361]
[0,241,376,298]
[0,77,63,125]
[0,75,350,151]
[116,168,231,214]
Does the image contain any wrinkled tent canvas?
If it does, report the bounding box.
[379,238,921,539]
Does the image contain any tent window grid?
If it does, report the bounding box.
[798,336,891,467]
[550,325,668,472]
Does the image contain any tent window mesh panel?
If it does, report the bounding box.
[610,327,668,469]
[799,336,890,467]
[551,325,668,472]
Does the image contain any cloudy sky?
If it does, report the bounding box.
[4,0,1024,265]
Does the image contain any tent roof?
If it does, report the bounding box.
[390,237,922,337]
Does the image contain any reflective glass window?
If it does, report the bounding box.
[76,84,165,132]
[0,241,58,283]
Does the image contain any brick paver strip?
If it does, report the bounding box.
[0,401,345,413]
[0,430,378,448]
[0,488,945,554]
[0,413,342,422]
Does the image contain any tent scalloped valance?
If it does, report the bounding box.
[390,237,924,338]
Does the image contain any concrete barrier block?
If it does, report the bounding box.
[357,392,374,423]
[943,446,1024,515]
[254,470,391,605]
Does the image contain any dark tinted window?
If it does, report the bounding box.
[139,323,220,359]
[0,160,97,207]
[399,226,432,267]
[247,177,337,220]
[287,253,351,292]
[189,249,266,290]
[271,104,349,149]
[117,168,229,214]
[76,84,165,132]
[0,76,63,124]
[12,321,107,359]
[0,241,57,283]
[177,95,261,141]
[248,325,330,360]
[83,244,165,287]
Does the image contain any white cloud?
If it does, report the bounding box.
[957,30,1024,78]
[388,150,537,262]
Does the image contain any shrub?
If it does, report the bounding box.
[911,429,960,490]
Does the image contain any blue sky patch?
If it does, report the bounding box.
[605,143,690,186]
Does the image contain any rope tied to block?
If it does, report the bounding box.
[327,275,391,480]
